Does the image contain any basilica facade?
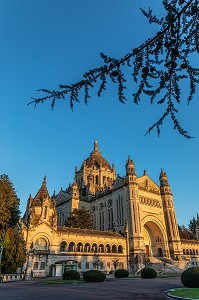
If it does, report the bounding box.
[22,141,198,278]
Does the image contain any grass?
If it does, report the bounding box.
[167,288,199,299]
[34,279,84,284]
[129,273,181,279]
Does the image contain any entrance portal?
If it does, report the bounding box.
[143,221,165,257]
[157,248,163,257]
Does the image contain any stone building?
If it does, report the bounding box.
[22,141,199,277]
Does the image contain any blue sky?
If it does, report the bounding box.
[0,0,198,226]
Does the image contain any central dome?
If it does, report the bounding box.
[83,140,111,169]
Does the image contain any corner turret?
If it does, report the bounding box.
[159,169,171,194]
[71,178,80,210]
[125,155,136,183]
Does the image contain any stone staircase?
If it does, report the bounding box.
[148,256,184,274]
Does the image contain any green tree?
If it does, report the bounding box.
[188,216,197,236]
[65,207,93,229]
[178,224,195,240]
[0,174,20,234]
[0,174,25,274]
[1,228,26,274]
[29,0,199,138]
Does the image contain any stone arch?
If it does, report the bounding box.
[142,215,169,258]
[34,237,48,250]
[32,233,51,250]
[91,243,98,253]
[118,245,123,253]
[106,244,111,253]
[112,244,117,253]
[84,243,91,252]
[99,244,105,253]
[60,241,67,252]
[68,242,76,252]
[76,242,83,252]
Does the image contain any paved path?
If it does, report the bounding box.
[0,277,183,300]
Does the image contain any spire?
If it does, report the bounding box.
[94,140,99,152]
[43,175,47,186]
[33,176,50,205]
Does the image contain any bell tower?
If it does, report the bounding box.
[160,169,182,259]
[125,156,143,268]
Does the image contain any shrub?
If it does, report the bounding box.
[115,269,129,278]
[181,267,199,288]
[62,270,80,280]
[83,270,106,282]
[141,267,157,279]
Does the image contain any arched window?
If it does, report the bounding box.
[77,242,83,252]
[190,249,192,255]
[183,249,186,255]
[60,241,67,252]
[116,195,123,225]
[85,243,91,252]
[193,249,195,255]
[99,244,104,253]
[112,245,117,253]
[35,238,47,250]
[58,211,65,226]
[186,249,189,255]
[91,243,98,253]
[106,244,111,253]
[196,249,198,255]
[96,175,99,184]
[118,245,123,253]
[68,242,75,252]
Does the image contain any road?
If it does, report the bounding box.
[0,277,182,300]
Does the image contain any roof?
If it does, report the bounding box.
[57,226,125,239]
[32,176,50,206]
[81,140,111,170]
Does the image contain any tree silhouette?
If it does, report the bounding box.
[29,0,199,138]
[0,174,20,234]
[65,207,93,229]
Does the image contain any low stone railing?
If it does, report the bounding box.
[0,274,24,283]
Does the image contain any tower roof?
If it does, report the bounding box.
[81,140,111,170]
[32,176,50,206]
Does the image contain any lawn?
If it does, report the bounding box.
[167,288,199,299]
[34,279,84,284]
[129,273,181,279]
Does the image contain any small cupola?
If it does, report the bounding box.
[125,155,136,176]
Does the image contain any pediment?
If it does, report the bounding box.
[137,175,160,194]
[29,219,57,233]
